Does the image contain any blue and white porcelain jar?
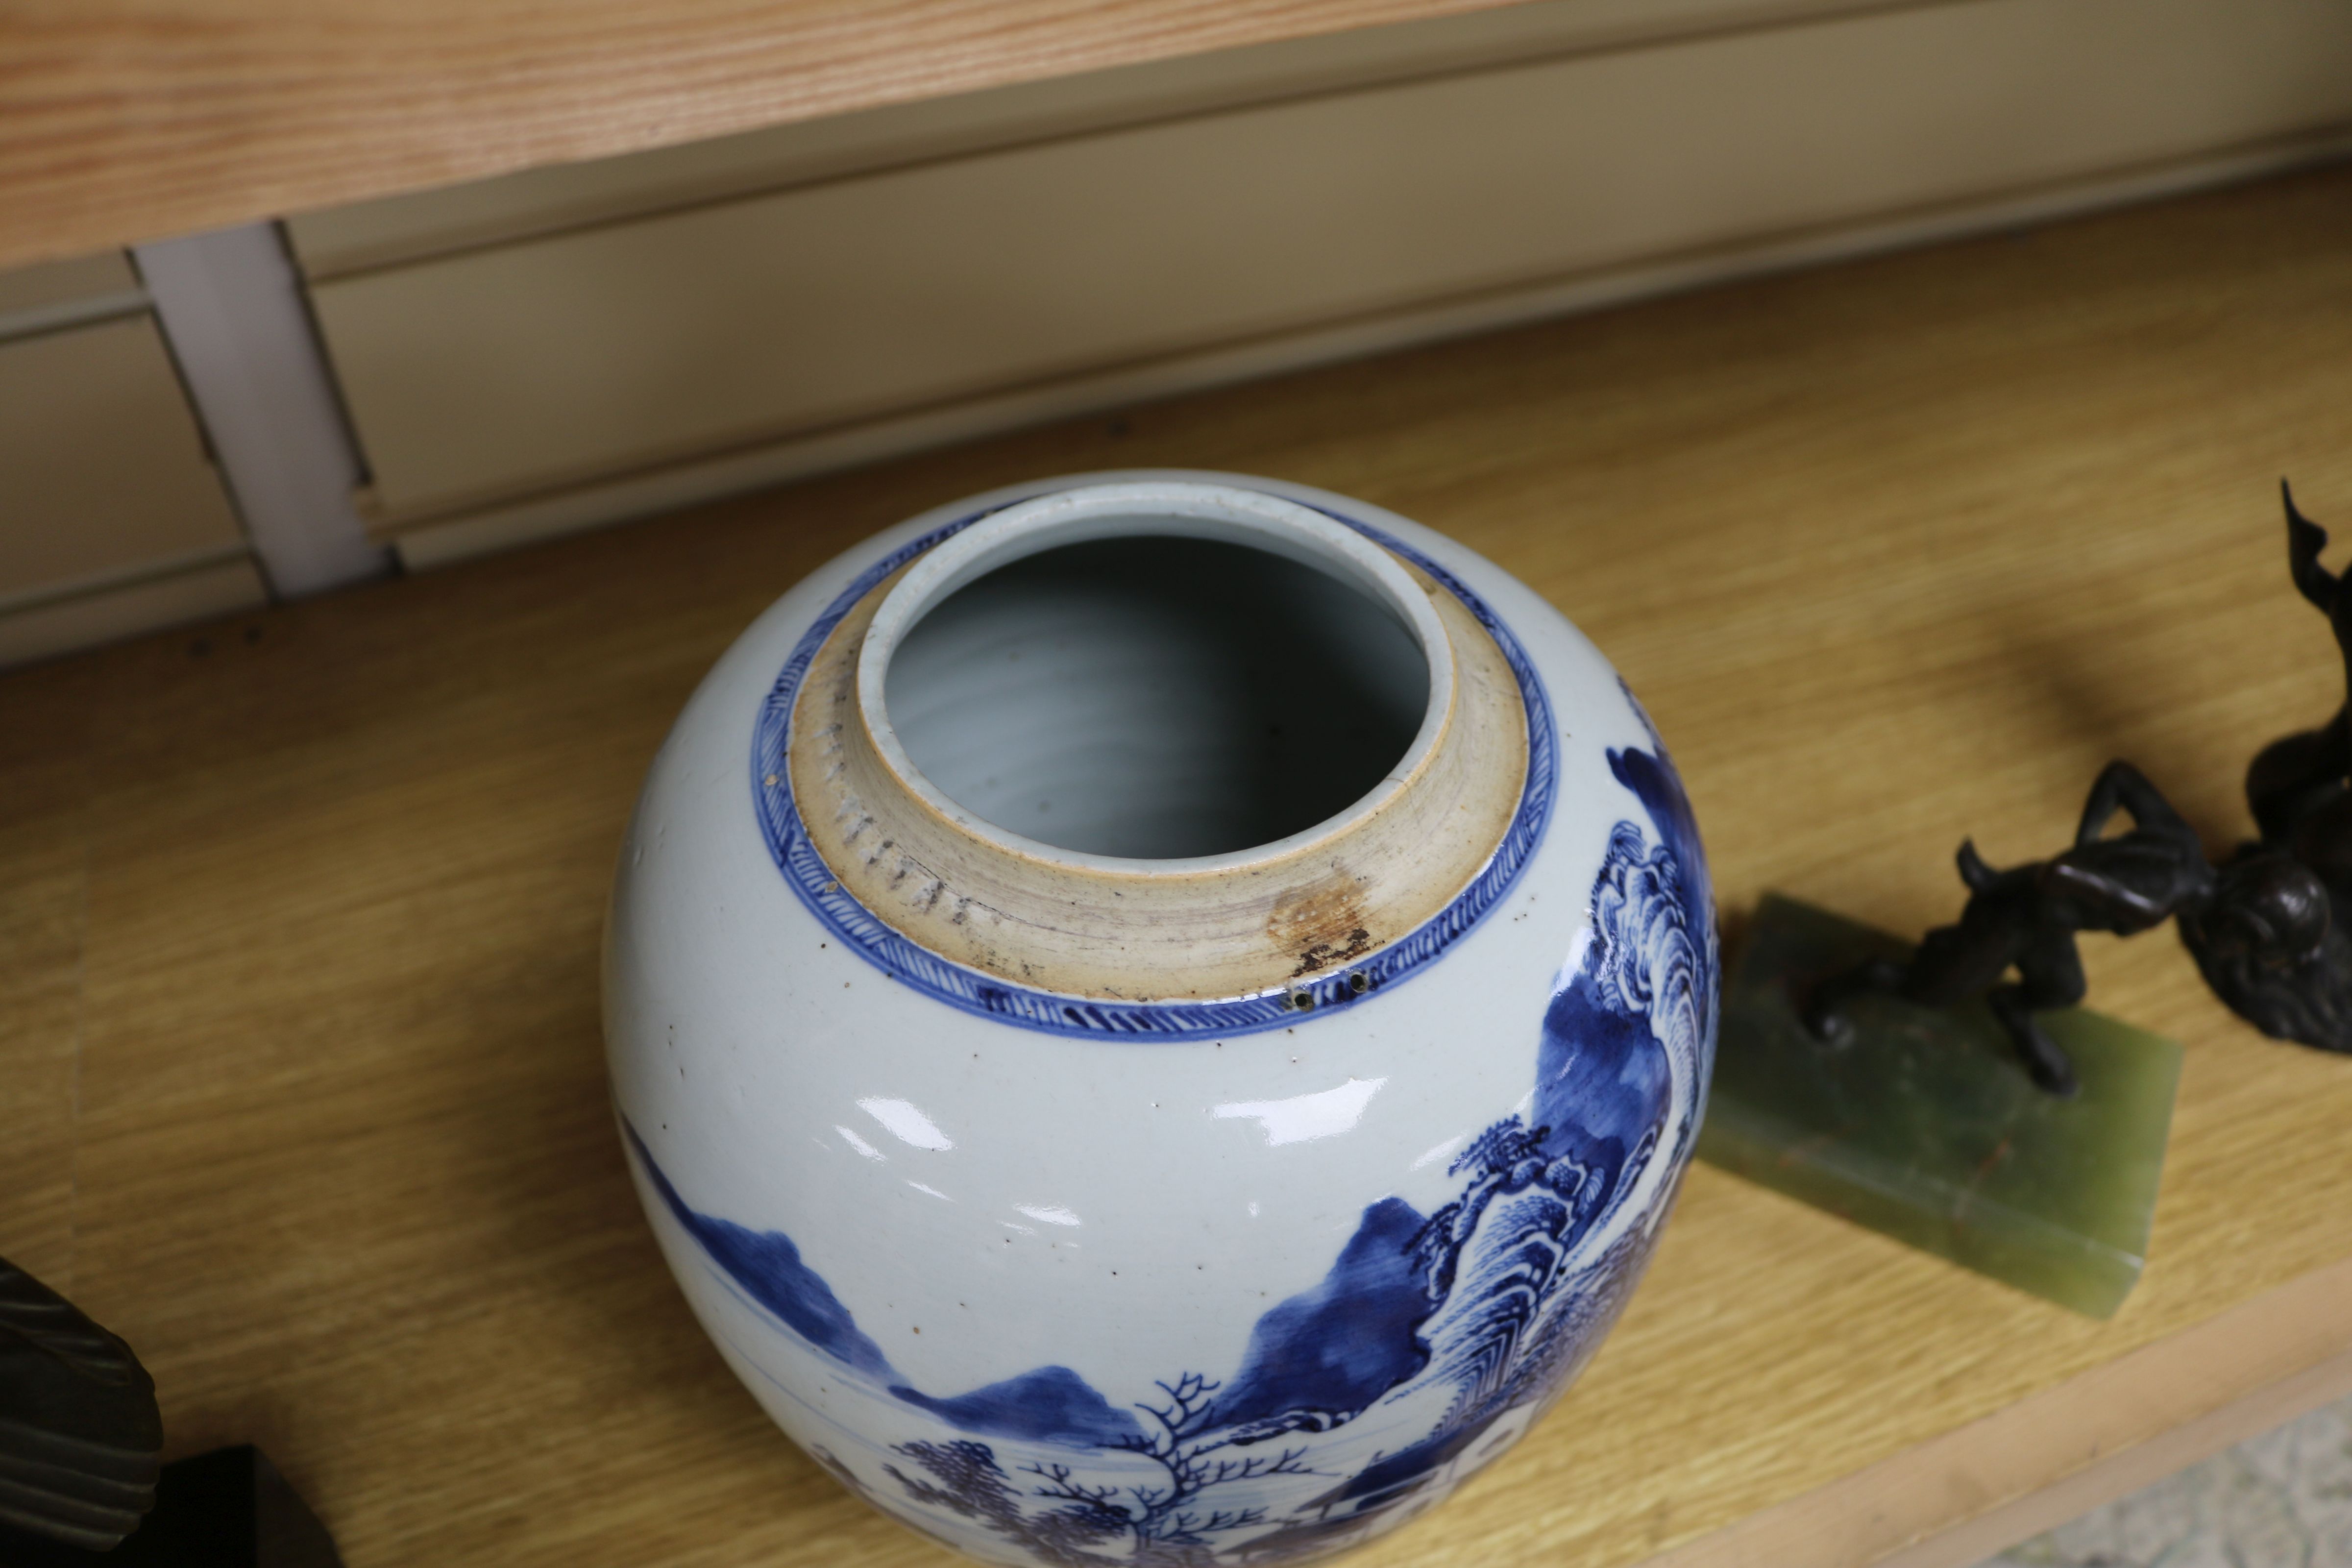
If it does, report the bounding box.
[606,473,1716,1565]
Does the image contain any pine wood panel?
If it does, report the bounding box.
[275,0,1865,282]
[4,164,2351,1568]
[0,0,1528,271]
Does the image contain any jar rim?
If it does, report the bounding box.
[853,479,1458,876]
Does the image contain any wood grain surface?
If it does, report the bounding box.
[0,0,1524,270]
[3,165,2351,1568]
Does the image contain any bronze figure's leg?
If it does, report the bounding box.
[1802,911,2014,1040]
[1901,917,2024,1006]
[1995,936,2087,1097]
[2257,486,2352,847]
[1801,957,1907,1042]
[1984,986,2078,1097]
[2246,709,2351,847]
[2289,788,2352,896]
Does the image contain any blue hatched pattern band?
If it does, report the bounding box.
[750,498,1556,1038]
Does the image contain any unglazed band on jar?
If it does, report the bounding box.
[783,481,1531,1003]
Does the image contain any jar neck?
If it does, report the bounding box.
[787,483,1529,1002]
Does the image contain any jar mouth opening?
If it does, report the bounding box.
[857,481,1456,873]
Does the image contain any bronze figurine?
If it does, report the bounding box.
[1809,484,2352,1091]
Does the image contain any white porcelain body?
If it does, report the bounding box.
[606,472,1717,1566]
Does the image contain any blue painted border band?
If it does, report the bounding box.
[750,496,1555,1038]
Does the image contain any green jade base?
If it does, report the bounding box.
[1698,894,2183,1317]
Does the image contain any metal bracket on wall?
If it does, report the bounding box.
[135,223,392,599]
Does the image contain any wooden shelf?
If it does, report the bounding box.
[4,165,2351,1568]
[0,0,1525,270]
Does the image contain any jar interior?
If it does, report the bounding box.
[883,532,1430,859]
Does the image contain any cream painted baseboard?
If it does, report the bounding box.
[0,555,267,670]
[291,0,2352,569]
[0,296,265,666]
[387,127,2352,573]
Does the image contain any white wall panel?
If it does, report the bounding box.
[299,0,2352,554]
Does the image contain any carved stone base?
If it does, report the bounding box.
[1702,894,2184,1318]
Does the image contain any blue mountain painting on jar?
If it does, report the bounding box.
[607,475,1717,1566]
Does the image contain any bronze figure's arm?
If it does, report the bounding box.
[2247,486,2352,848]
[2285,479,2336,613]
[2072,760,2187,848]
